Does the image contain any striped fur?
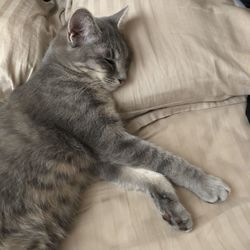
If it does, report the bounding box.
[0,7,230,249]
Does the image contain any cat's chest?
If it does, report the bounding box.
[84,91,120,121]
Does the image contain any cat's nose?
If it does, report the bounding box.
[118,78,124,84]
[118,74,127,84]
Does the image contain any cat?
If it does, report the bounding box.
[0,7,231,250]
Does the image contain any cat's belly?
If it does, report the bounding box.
[0,104,95,246]
[0,162,92,246]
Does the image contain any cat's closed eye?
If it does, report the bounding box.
[104,58,116,68]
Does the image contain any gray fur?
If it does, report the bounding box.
[0,8,230,249]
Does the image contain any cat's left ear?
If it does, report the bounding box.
[67,9,101,47]
[110,6,129,29]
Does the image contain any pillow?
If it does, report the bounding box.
[1,0,250,120]
[0,0,64,101]
[65,0,250,119]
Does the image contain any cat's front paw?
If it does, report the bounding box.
[151,192,193,232]
[194,174,231,203]
[162,203,193,232]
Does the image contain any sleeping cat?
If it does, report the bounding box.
[0,7,230,250]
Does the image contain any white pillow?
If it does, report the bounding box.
[1,0,250,120]
[66,0,250,118]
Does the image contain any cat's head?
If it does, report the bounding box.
[49,7,131,91]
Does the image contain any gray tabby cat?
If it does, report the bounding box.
[0,7,230,250]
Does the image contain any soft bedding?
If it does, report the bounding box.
[0,0,63,100]
[0,0,250,119]
[0,0,250,249]
[62,101,250,250]
[76,0,250,120]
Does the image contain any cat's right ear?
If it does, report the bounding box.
[67,9,100,47]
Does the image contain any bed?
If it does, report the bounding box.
[0,0,250,249]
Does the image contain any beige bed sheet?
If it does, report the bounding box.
[62,101,250,250]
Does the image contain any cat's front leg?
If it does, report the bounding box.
[92,163,193,232]
[95,129,230,204]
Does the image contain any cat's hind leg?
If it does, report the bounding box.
[0,212,64,250]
